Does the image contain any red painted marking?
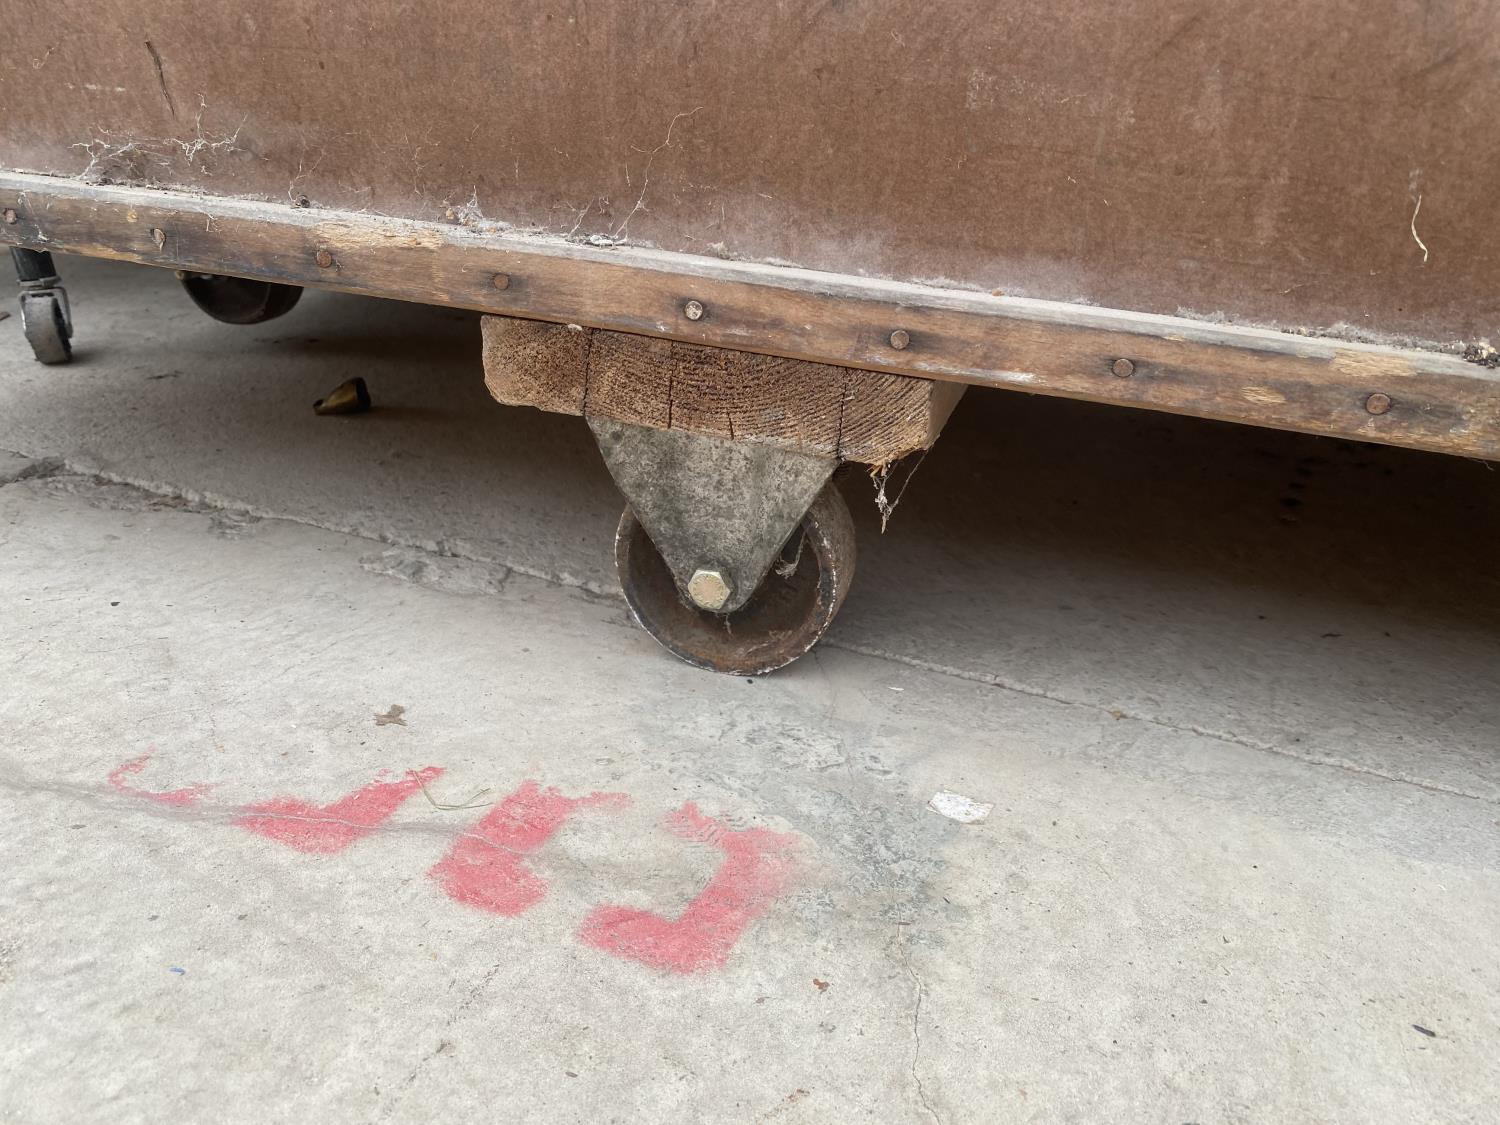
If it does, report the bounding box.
[236,767,443,854]
[107,753,211,807]
[578,803,798,974]
[430,780,630,916]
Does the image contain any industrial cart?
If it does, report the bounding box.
[4,2,1496,672]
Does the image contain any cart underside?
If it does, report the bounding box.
[3,1,1496,670]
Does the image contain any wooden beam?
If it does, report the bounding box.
[3,172,1496,460]
[481,316,962,463]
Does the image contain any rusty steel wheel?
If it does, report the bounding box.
[615,481,857,675]
[178,272,303,325]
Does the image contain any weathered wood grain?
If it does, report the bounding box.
[481,316,958,463]
[4,173,1497,461]
[482,316,590,416]
[838,374,966,465]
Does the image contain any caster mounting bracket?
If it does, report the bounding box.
[589,417,835,614]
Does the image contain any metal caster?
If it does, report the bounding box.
[616,480,856,675]
[11,248,73,365]
[177,272,302,324]
[480,317,963,675]
[592,417,855,675]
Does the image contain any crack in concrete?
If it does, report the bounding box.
[379,1034,459,1121]
[828,640,1500,806]
[7,461,1496,807]
[894,925,942,1125]
[0,454,65,487]
[12,460,613,596]
[0,766,584,869]
[0,769,476,841]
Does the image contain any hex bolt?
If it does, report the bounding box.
[150,227,166,249]
[686,567,733,612]
[889,329,911,350]
[682,299,706,321]
[491,272,511,290]
[2,209,17,225]
[315,249,335,269]
[1365,392,1393,415]
[1112,358,1136,378]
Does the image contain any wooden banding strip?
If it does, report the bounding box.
[3,172,1495,460]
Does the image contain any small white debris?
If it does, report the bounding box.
[928,791,993,824]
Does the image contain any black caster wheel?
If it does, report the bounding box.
[178,272,303,325]
[615,481,857,675]
[19,290,73,365]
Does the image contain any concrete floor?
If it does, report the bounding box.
[1,257,1497,1123]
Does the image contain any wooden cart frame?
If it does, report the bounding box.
[4,2,1497,670]
[5,173,1497,462]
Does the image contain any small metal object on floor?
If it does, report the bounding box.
[313,377,371,415]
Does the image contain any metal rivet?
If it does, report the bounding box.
[1112,358,1136,378]
[889,329,911,350]
[491,273,511,291]
[1365,392,1392,415]
[2,209,16,225]
[682,299,705,321]
[150,228,166,249]
[687,567,732,611]
[315,249,335,269]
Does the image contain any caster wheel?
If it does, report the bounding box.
[615,481,857,675]
[19,291,72,365]
[178,272,302,324]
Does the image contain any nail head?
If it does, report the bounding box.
[683,299,705,321]
[1112,358,1136,378]
[889,329,911,350]
[2,209,16,225]
[491,272,511,291]
[315,249,335,269]
[1365,392,1392,415]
